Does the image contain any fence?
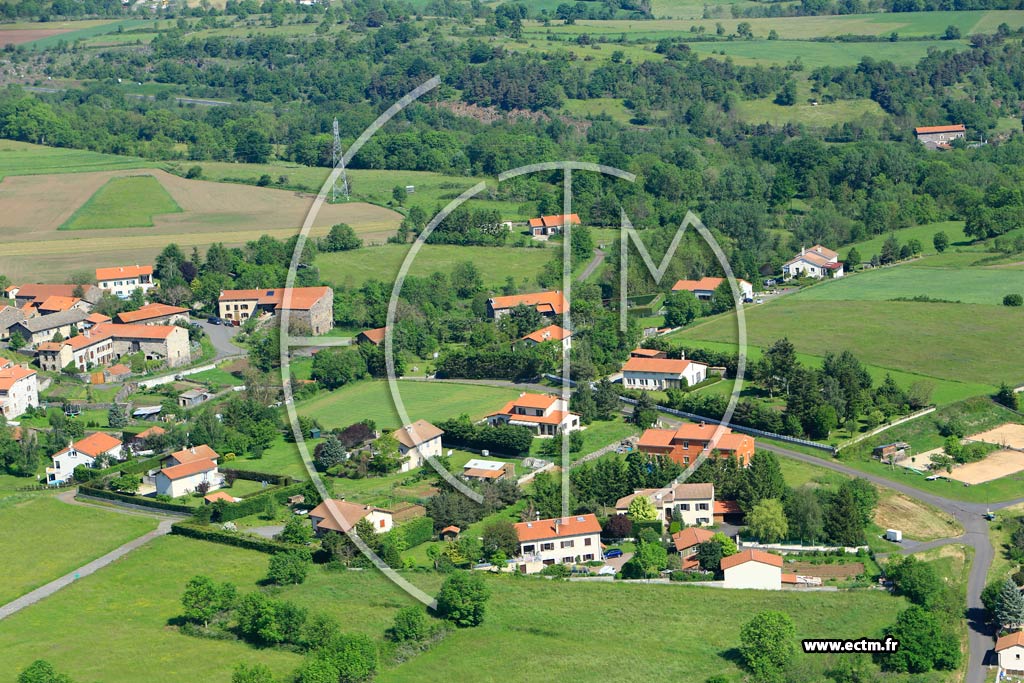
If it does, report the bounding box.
[837,406,936,451]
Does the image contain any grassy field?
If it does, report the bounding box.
[843,221,971,260]
[733,91,885,126]
[0,140,154,178]
[0,495,157,606]
[792,261,1024,307]
[59,175,182,230]
[671,298,1024,387]
[295,380,524,430]
[988,501,1023,583]
[317,244,553,289]
[691,38,965,68]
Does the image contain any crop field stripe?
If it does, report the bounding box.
[59,175,183,231]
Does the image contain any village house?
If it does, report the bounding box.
[996,631,1024,676]
[36,296,90,316]
[614,482,715,526]
[356,326,387,346]
[95,265,156,299]
[671,526,715,569]
[782,245,844,280]
[0,362,39,420]
[461,458,515,482]
[486,291,568,320]
[513,513,602,572]
[621,356,708,391]
[83,312,111,329]
[673,276,753,302]
[130,425,166,451]
[10,309,88,348]
[161,444,220,469]
[721,549,784,590]
[516,324,572,352]
[155,457,222,498]
[487,392,581,437]
[393,419,444,472]
[218,287,333,335]
[47,432,124,485]
[308,499,394,534]
[36,332,116,372]
[7,283,100,309]
[915,124,965,150]
[637,421,755,468]
[528,213,580,239]
[0,304,25,341]
[116,303,189,326]
[630,348,666,359]
[35,323,190,372]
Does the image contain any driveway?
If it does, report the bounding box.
[195,320,243,361]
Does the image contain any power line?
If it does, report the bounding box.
[331,117,350,202]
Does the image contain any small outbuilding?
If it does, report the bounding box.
[996,631,1024,675]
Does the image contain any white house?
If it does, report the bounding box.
[162,444,220,468]
[308,499,393,535]
[155,457,222,498]
[461,459,514,482]
[997,631,1024,676]
[95,265,155,299]
[393,420,444,472]
[0,362,38,420]
[486,291,567,319]
[47,432,124,485]
[721,549,783,589]
[621,356,707,391]
[487,393,581,437]
[915,124,966,149]
[781,245,844,280]
[673,277,753,302]
[614,482,715,526]
[516,324,572,352]
[513,514,602,573]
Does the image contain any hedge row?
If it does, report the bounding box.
[78,484,193,514]
[171,521,301,554]
[221,467,293,486]
[212,482,310,522]
[397,516,434,548]
[119,455,164,476]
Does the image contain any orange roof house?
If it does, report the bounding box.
[629,348,665,359]
[486,393,581,436]
[218,286,331,311]
[159,458,218,481]
[54,432,123,459]
[95,265,154,282]
[514,513,602,543]
[37,296,82,314]
[637,421,755,468]
[357,326,387,345]
[528,214,581,237]
[914,124,965,135]
[308,499,393,534]
[487,291,567,318]
[672,526,715,569]
[518,324,572,346]
[720,549,784,571]
[116,303,189,324]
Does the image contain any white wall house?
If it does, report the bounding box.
[673,277,753,302]
[621,356,707,391]
[47,432,124,485]
[513,514,602,573]
[308,499,394,534]
[516,324,572,352]
[722,550,783,590]
[487,393,580,437]
[95,265,155,299]
[615,483,715,526]
[996,631,1024,675]
[155,458,222,498]
[781,245,843,280]
[0,363,38,420]
[393,420,444,472]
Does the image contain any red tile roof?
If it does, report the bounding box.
[720,549,783,570]
[915,124,965,134]
[672,527,715,552]
[86,313,111,325]
[488,291,567,316]
[204,491,237,503]
[136,426,166,439]
[159,458,217,480]
[630,348,662,358]
[520,324,571,344]
[715,500,743,515]
[514,513,601,543]
[54,432,122,459]
[393,420,443,449]
[218,287,331,311]
[529,214,581,228]
[0,365,35,391]
[37,296,80,312]
[11,284,95,300]
[622,357,696,375]
[996,631,1024,651]
[168,445,220,465]
[95,265,153,281]
[309,499,391,533]
[116,303,188,324]
[93,323,178,340]
[359,326,387,345]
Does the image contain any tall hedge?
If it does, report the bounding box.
[171,521,301,554]
[397,516,434,548]
[78,484,193,514]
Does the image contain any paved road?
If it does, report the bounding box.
[577,248,605,282]
[0,519,173,621]
[196,320,243,360]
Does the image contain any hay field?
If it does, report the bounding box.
[0,169,400,282]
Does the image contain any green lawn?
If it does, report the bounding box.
[225,435,313,482]
[843,221,971,260]
[59,175,182,230]
[670,298,1023,387]
[0,140,153,178]
[317,244,553,290]
[295,380,523,431]
[0,495,157,605]
[186,366,245,388]
[987,501,1024,583]
[691,38,965,68]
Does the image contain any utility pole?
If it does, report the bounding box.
[331,118,350,202]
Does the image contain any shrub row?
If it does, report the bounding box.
[78,484,193,514]
[170,521,302,554]
[119,455,164,476]
[220,468,293,485]
[398,516,434,548]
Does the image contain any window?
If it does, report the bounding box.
[562,556,573,564]
[584,538,592,546]
[522,544,535,553]
[379,519,385,528]
[560,540,574,549]
[679,503,690,511]
[583,554,594,561]
[541,542,554,551]
[697,503,709,511]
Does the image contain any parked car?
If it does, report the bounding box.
[207,316,220,325]
[604,548,623,559]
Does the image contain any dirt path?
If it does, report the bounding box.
[0,519,172,621]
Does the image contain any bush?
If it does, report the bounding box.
[386,605,430,643]
[267,548,313,585]
[79,483,193,513]
[539,563,570,578]
[1004,293,1023,307]
[398,516,435,548]
[436,571,490,627]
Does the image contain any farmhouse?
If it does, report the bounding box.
[0,362,39,420]
[915,124,965,149]
[486,291,567,319]
[0,305,25,341]
[116,303,189,326]
[487,392,581,437]
[513,513,602,572]
[673,276,753,302]
[638,422,755,468]
[671,526,715,569]
[528,213,580,239]
[393,419,444,472]
[621,356,707,391]
[178,389,211,408]
[47,432,124,485]
[218,287,333,335]
[721,549,783,590]
[630,348,666,359]
[996,631,1024,676]
[130,425,165,451]
[7,283,100,309]
[95,265,156,299]
[516,324,572,351]
[36,323,190,371]
[36,296,89,315]
[155,457,222,498]
[782,245,844,280]
[461,459,515,482]
[357,326,387,346]
[614,482,715,526]
[308,499,393,534]
[11,309,88,348]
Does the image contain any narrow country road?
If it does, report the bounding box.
[0,519,173,621]
[577,248,605,282]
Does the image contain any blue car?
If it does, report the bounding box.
[604,548,623,559]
